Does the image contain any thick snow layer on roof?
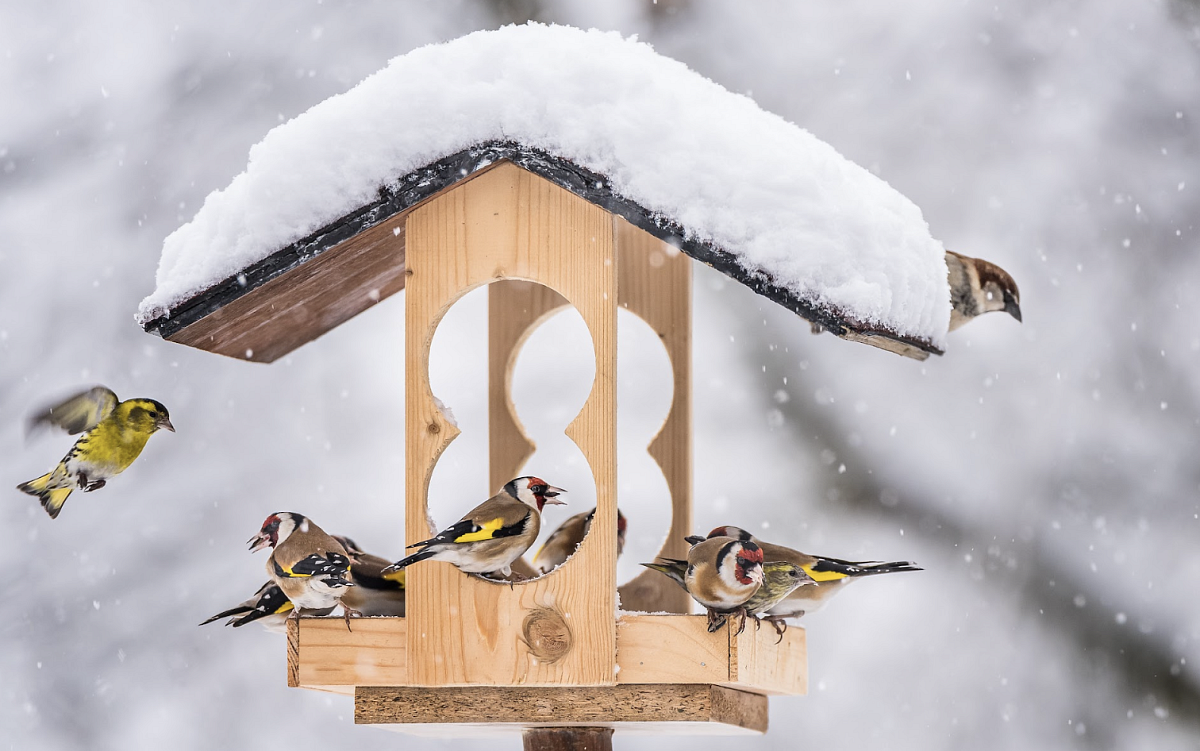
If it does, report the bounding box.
[137,23,950,345]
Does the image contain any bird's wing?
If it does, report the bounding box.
[274,552,351,579]
[28,386,119,435]
[230,588,294,627]
[422,512,531,547]
[350,553,405,591]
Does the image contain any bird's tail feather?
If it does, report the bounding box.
[640,560,689,590]
[198,606,253,626]
[382,547,438,574]
[17,471,72,519]
[813,558,922,577]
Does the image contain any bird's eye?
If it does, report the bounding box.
[531,484,547,495]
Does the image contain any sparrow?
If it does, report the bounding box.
[333,535,406,617]
[199,581,306,632]
[642,557,813,639]
[383,476,566,578]
[648,535,764,635]
[17,386,174,519]
[945,250,1022,331]
[532,507,627,574]
[687,526,921,620]
[248,513,354,619]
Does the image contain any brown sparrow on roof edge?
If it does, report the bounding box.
[946,250,1022,331]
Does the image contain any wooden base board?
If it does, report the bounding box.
[290,613,806,697]
[355,684,767,734]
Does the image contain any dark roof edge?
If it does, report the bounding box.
[141,141,942,357]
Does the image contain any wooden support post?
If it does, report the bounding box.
[405,161,618,686]
[613,217,693,614]
[488,280,568,493]
[523,727,613,751]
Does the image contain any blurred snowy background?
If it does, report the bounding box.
[2,1,1198,749]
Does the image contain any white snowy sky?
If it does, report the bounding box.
[2,2,1198,750]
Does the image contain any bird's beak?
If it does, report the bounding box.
[158,416,176,433]
[247,532,272,553]
[541,486,568,505]
[684,535,706,546]
[1003,292,1022,323]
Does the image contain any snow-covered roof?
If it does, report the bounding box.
[137,24,951,357]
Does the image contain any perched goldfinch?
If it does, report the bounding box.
[663,536,764,634]
[383,476,566,578]
[248,513,353,616]
[642,556,812,638]
[17,386,174,519]
[688,526,921,620]
[333,535,406,617]
[199,581,307,632]
[945,250,1022,331]
[202,535,401,632]
[532,507,627,574]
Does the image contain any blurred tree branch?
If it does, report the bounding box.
[736,311,1200,738]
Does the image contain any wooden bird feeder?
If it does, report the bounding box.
[144,143,940,743]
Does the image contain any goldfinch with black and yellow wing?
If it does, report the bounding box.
[532,507,626,574]
[688,526,921,620]
[383,476,566,578]
[17,386,174,519]
[676,536,764,634]
[333,535,406,617]
[643,554,812,637]
[248,513,353,615]
[946,250,1022,331]
[199,581,311,632]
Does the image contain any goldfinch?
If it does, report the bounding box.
[655,535,764,634]
[945,250,1022,331]
[532,507,627,574]
[642,556,813,638]
[248,513,353,616]
[333,535,406,617]
[202,535,401,632]
[688,526,921,620]
[17,386,174,519]
[383,476,566,578]
[199,581,306,632]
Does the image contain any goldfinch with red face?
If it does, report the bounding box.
[383,476,566,578]
[17,386,174,519]
[945,250,1022,331]
[202,535,401,631]
[642,556,812,638]
[248,513,353,616]
[688,526,921,620]
[532,507,626,575]
[669,536,764,634]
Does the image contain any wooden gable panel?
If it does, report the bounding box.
[163,217,408,363]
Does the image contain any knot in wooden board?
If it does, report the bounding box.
[521,607,572,664]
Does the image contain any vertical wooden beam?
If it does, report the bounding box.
[614,219,693,614]
[487,281,568,492]
[523,728,613,751]
[405,162,618,687]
